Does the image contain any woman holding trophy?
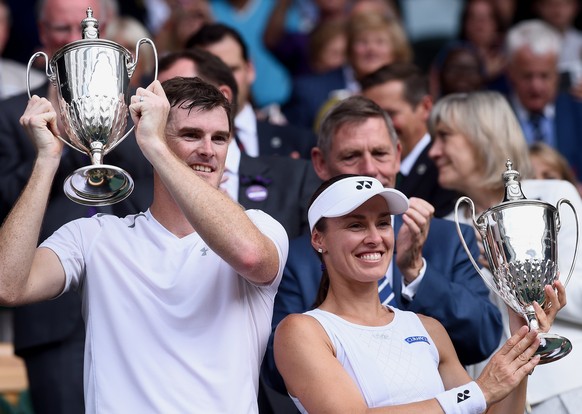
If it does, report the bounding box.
[274,174,566,414]
[428,91,582,412]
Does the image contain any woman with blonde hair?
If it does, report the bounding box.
[429,90,582,413]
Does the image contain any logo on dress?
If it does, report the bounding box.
[200,247,209,256]
[404,336,429,344]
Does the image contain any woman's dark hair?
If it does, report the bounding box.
[309,174,359,308]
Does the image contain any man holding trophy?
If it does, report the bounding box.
[0,74,288,413]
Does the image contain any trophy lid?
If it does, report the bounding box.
[81,8,99,40]
[502,159,527,202]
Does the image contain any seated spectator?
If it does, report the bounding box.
[429,41,486,97]
[534,0,582,94]
[284,11,412,131]
[458,0,508,91]
[188,23,317,159]
[530,141,581,193]
[505,19,582,180]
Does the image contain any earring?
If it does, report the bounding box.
[318,248,323,253]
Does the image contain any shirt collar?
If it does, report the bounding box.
[400,133,431,176]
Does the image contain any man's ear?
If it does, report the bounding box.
[311,147,332,181]
[218,85,234,104]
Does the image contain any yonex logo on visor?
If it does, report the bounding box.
[308,176,409,232]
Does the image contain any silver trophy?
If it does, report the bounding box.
[455,160,578,363]
[26,8,158,205]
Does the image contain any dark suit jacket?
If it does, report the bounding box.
[554,92,582,181]
[0,83,153,353]
[262,216,503,394]
[282,66,347,131]
[397,142,461,218]
[257,120,317,160]
[237,153,321,239]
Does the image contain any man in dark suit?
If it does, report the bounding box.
[0,1,153,413]
[261,96,503,394]
[360,63,460,218]
[506,19,582,180]
[187,23,317,160]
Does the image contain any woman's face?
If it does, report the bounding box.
[440,49,484,95]
[530,154,563,180]
[350,28,394,77]
[316,196,394,284]
[463,0,498,47]
[429,121,480,192]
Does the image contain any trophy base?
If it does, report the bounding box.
[536,333,573,364]
[64,165,134,206]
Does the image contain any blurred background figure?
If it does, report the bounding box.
[529,141,581,193]
[505,19,582,181]
[188,23,317,159]
[263,0,350,77]
[307,20,347,75]
[153,0,212,55]
[284,10,412,131]
[209,0,293,110]
[429,41,485,98]
[0,0,44,99]
[457,0,509,93]
[534,0,582,95]
[106,15,156,89]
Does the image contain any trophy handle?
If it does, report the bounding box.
[27,51,56,98]
[454,197,498,293]
[556,198,579,288]
[130,37,159,81]
[106,38,160,154]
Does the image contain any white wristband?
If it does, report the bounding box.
[435,381,487,414]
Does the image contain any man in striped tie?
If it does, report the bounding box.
[262,95,503,397]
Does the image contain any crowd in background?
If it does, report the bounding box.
[1,0,582,413]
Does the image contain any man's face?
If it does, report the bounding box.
[201,35,255,113]
[313,116,401,188]
[362,80,429,158]
[165,106,231,189]
[537,0,578,31]
[39,0,104,57]
[508,47,559,113]
[0,3,9,53]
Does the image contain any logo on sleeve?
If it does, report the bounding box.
[457,389,471,403]
[404,336,429,344]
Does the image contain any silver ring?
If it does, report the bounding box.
[139,96,144,102]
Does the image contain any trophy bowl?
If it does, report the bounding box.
[26,8,157,206]
[455,161,578,364]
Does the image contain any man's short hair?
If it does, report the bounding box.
[158,48,239,113]
[360,62,428,107]
[506,19,562,59]
[186,23,249,62]
[161,77,233,133]
[318,95,398,159]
